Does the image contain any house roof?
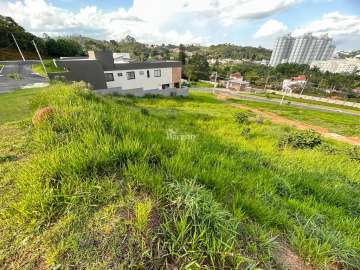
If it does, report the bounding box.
[291,75,306,81]
[106,61,182,71]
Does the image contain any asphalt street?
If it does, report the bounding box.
[0,62,48,93]
[192,87,360,117]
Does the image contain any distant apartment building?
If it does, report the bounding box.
[269,33,335,66]
[49,51,185,96]
[310,58,360,74]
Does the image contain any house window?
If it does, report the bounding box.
[154,69,161,77]
[139,71,144,75]
[126,71,136,80]
[117,73,123,77]
[104,73,114,82]
[147,70,150,78]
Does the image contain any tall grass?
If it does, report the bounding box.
[1,82,359,269]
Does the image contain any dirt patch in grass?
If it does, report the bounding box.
[273,242,314,270]
[217,93,360,145]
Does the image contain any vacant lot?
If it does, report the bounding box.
[1,83,359,269]
[226,97,360,137]
[254,92,360,112]
[0,88,42,124]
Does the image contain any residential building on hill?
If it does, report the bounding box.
[269,33,335,66]
[282,75,307,93]
[226,72,249,91]
[310,58,360,74]
[49,51,185,96]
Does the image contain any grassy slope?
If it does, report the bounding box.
[255,92,360,112]
[32,59,64,77]
[0,88,43,124]
[0,83,359,269]
[229,98,360,137]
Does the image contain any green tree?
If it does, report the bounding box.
[184,64,196,82]
[185,53,209,81]
[178,44,186,65]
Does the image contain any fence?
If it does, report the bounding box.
[267,90,360,109]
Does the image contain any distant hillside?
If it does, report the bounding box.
[1,15,272,62]
[337,49,360,59]
[202,44,272,60]
[0,15,45,60]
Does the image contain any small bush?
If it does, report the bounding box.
[316,143,338,155]
[241,127,251,138]
[255,115,264,124]
[7,72,22,80]
[141,108,150,116]
[347,146,360,161]
[278,129,322,149]
[32,106,55,125]
[234,112,249,124]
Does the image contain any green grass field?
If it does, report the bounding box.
[32,59,64,77]
[229,97,360,137]
[0,83,359,269]
[190,81,215,88]
[255,92,360,112]
[0,88,43,124]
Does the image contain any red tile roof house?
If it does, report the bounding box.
[282,75,307,93]
[48,51,188,97]
[226,72,250,91]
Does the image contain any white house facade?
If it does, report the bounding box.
[52,51,184,95]
[104,64,180,91]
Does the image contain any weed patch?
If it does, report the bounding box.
[279,129,322,149]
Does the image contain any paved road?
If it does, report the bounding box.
[192,87,360,117]
[0,62,48,93]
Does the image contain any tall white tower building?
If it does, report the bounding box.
[269,33,335,66]
[269,34,294,67]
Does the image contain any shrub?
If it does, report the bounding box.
[141,108,150,116]
[278,129,322,149]
[7,72,22,80]
[316,143,338,155]
[241,127,251,138]
[255,115,264,124]
[234,112,249,124]
[32,106,55,125]
[347,146,360,161]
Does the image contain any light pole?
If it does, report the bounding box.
[11,33,25,61]
[32,40,47,77]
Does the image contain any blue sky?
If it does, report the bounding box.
[1,0,359,50]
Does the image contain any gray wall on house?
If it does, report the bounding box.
[93,51,115,70]
[51,60,107,90]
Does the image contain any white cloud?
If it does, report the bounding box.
[292,12,360,50]
[292,12,360,37]
[0,0,302,44]
[254,19,288,38]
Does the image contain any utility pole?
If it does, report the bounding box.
[213,72,218,95]
[300,74,310,95]
[264,74,269,91]
[11,33,25,61]
[32,40,47,77]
